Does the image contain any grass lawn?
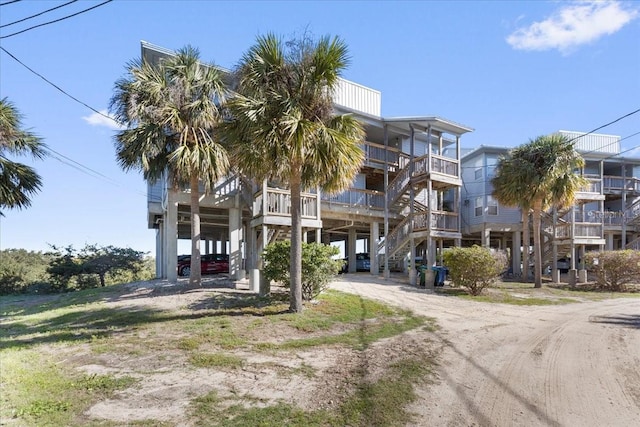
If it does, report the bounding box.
[0,282,437,426]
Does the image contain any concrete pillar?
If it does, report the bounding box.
[606,233,614,251]
[248,226,259,292]
[482,227,490,248]
[166,191,178,282]
[348,227,357,273]
[370,222,379,274]
[512,231,521,276]
[316,228,321,244]
[259,224,270,295]
[229,205,242,280]
[155,225,164,279]
[204,239,210,255]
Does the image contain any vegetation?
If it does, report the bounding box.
[492,134,587,288]
[0,249,54,294]
[111,46,229,287]
[0,97,48,214]
[585,250,640,292]
[262,241,343,301]
[47,244,151,291]
[0,246,153,294]
[224,33,365,312]
[443,246,508,296]
[1,285,436,426]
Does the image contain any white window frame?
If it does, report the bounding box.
[474,196,483,216]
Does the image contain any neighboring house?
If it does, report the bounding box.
[460,131,640,278]
[142,42,473,285]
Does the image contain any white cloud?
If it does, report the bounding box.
[82,110,125,130]
[506,1,638,54]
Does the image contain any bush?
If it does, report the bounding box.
[0,249,55,294]
[584,250,640,292]
[262,241,342,300]
[443,246,507,296]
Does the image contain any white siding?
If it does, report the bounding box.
[559,131,620,154]
[334,78,381,117]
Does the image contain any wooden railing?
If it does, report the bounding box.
[431,154,459,176]
[603,176,640,193]
[386,216,411,256]
[577,176,601,194]
[253,188,318,219]
[322,188,385,209]
[555,223,602,238]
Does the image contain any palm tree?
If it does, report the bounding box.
[0,98,47,214]
[493,134,586,288]
[491,154,533,281]
[224,34,365,312]
[110,46,229,287]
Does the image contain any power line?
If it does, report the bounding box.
[0,0,22,6]
[0,46,122,126]
[0,0,113,39]
[566,108,640,146]
[0,0,78,29]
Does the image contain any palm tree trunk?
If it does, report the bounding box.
[532,200,543,288]
[522,210,530,282]
[289,168,303,313]
[190,173,202,287]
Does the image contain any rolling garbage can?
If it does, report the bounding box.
[418,265,433,287]
[432,266,448,287]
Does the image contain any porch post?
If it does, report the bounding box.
[166,189,178,282]
[229,197,243,280]
[348,227,357,273]
[370,221,379,274]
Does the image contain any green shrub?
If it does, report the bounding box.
[0,249,55,294]
[584,250,640,292]
[262,241,342,300]
[443,246,507,296]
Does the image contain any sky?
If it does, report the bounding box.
[1,0,639,256]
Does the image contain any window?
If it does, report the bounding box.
[487,196,498,216]
[474,168,483,180]
[474,197,483,216]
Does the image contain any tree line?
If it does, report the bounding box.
[0,245,154,295]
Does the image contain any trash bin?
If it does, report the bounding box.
[418,265,432,287]
[431,266,448,287]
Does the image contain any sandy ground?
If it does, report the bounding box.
[331,275,640,427]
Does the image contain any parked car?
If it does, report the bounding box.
[340,253,371,273]
[556,258,571,273]
[178,254,229,276]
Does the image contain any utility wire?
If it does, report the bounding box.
[564,108,640,146]
[0,46,123,126]
[0,0,113,39]
[0,0,78,29]
[0,0,22,6]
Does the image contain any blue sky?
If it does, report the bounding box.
[1,0,639,255]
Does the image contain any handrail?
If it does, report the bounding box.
[253,187,318,219]
[322,188,385,209]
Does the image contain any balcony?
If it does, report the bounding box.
[603,176,640,195]
[361,141,409,171]
[322,188,385,210]
[575,176,604,201]
[555,222,603,240]
[253,188,319,222]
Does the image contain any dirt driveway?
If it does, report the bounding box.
[331,275,640,427]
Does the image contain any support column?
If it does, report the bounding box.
[204,239,210,255]
[259,224,270,295]
[370,222,379,274]
[512,231,521,276]
[383,124,390,279]
[348,227,357,273]
[166,190,178,282]
[248,225,259,292]
[316,228,321,244]
[482,227,490,248]
[606,233,614,251]
[229,203,242,280]
[155,224,164,279]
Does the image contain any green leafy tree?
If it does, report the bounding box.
[444,246,508,296]
[492,134,586,288]
[48,244,147,291]
[0,249,54,294]
[224,33,365,312]
[0,98,47,214]
[110,46,229,287]
[262,241,342,301]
